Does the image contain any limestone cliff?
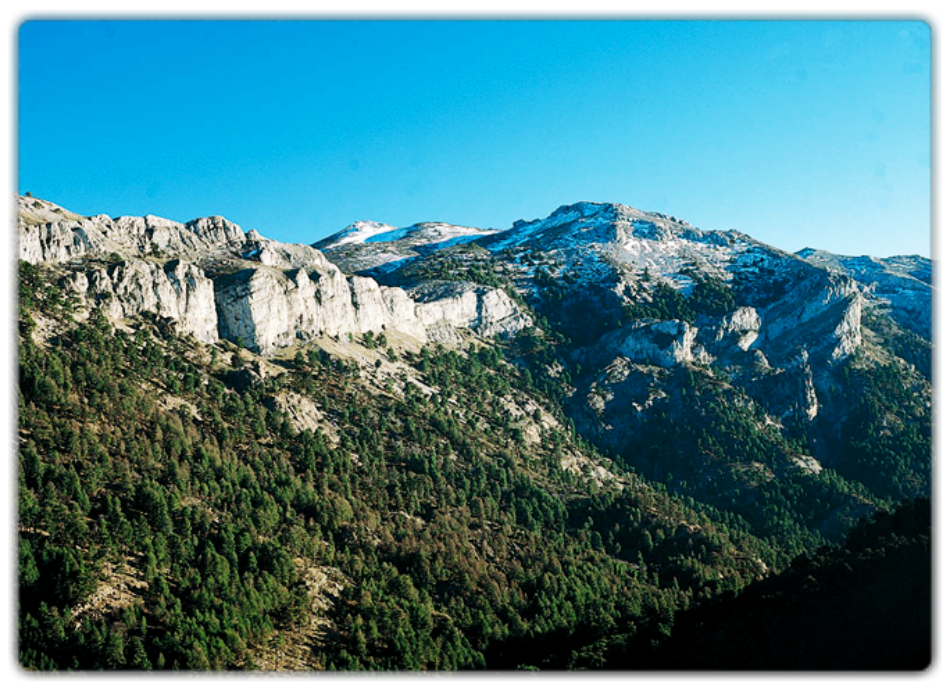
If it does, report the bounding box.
[66,258,219,344]
[17,195,531,352]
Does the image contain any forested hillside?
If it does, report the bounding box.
[18,261,777,670]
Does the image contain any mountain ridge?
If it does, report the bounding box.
[22,193,929,267]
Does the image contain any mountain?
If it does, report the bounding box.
[16,194,931,671]
[317,199,931,536]
[316,220,499,275]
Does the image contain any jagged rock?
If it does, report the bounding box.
[606,319,704,368]
[317,220,499,274]
[66,258,218,343]
[757,271,863,366]
[789,455,823,475]
[17,195,246,263]
[19,199,109,263]
[744,348,820,424]
[19,196,531,354]
[242,230,331,271]
[14,193,920,445]
[715,306,762,352]
[798,248,931,339]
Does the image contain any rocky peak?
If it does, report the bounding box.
[17,195,247,264]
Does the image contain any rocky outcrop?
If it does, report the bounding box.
[242,230,331,271]
[19,198,109,263]
[604,319,707,368]
[47,252,530,356]
[215,266,362,352]
[117,214,246,258]
[351,276,425,338]
[18,195,247,264]
[743,348,820,424]
[409,281,532,341]
[66,258,219,343]
[18,196,532,354]
[214,270,531,354]
[797,248,931,340]
[714,306,761,352]
[757,271,862,366]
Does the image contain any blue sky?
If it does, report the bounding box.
[18,19,931,257]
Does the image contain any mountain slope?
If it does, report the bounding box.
[16,194,931,671]
[324,199,930,541]
[18,259,776,671]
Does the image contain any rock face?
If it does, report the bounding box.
[605,319,705,368]
[213,266,429,353]
[714,306,761,351]
[749,270,863,368]
[213,269,530,354]
[409,281,532,341]
[68,259,220,344]
[17,195,532,353]
[797,247,931,340]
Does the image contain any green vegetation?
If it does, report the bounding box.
[636,498,931,670]
[834,359,931,500]
[534,267,627,346]
[17,263,773,671]
[16,259,931,671]
[633,374,881,552]
[620,270,736,325]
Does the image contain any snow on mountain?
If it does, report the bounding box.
[797,248,931,286]
[319,220,498,249]
[479,201,794,297]
[316,220,500,274]
[372,222,498,247]
[484,202,619,251]
[320,201,758,286]
[317,220,399,248]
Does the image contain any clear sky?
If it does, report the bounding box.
[18,19,931,257]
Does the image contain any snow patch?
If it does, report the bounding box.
[320,221,398,247]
